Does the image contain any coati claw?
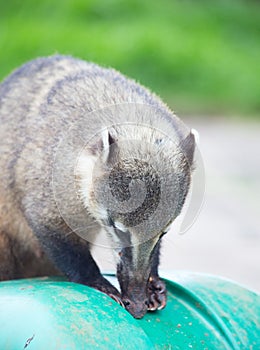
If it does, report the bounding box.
[90,276,125,307]
[109,294,125,308]
[147,276,167,312]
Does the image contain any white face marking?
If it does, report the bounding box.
[101,129,110,161]
[114,221,127,232]
[129,235,159,270]
[131,240,139,270]
[75,153,95,200]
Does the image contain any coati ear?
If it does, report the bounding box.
[100,128,118,164]
[180,131,196,165]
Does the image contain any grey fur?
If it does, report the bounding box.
[0,55,195,318]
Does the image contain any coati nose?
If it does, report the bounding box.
[123,298,148,319]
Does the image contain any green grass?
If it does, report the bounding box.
[0,0,259,116]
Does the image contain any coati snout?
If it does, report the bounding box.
[0,55,195,319]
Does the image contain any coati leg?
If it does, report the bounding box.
[0,229,61,280]
[0,231,18,281]
[36,228,124,306]
[147,240,167,311]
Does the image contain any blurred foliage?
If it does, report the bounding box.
[0,0,259,116]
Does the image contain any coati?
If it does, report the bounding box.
[0,55,195,319]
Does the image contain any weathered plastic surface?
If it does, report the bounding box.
[0,272,259,349]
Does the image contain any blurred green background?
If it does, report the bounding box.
[0,0,259,116]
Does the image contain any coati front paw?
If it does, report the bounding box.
[147,276,167,311]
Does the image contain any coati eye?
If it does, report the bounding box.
[155,138,164,145]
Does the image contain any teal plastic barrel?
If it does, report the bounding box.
[0,272,259,349]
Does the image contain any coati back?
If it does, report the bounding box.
[0,55,195,318]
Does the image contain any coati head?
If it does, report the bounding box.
[76,122,195,318]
